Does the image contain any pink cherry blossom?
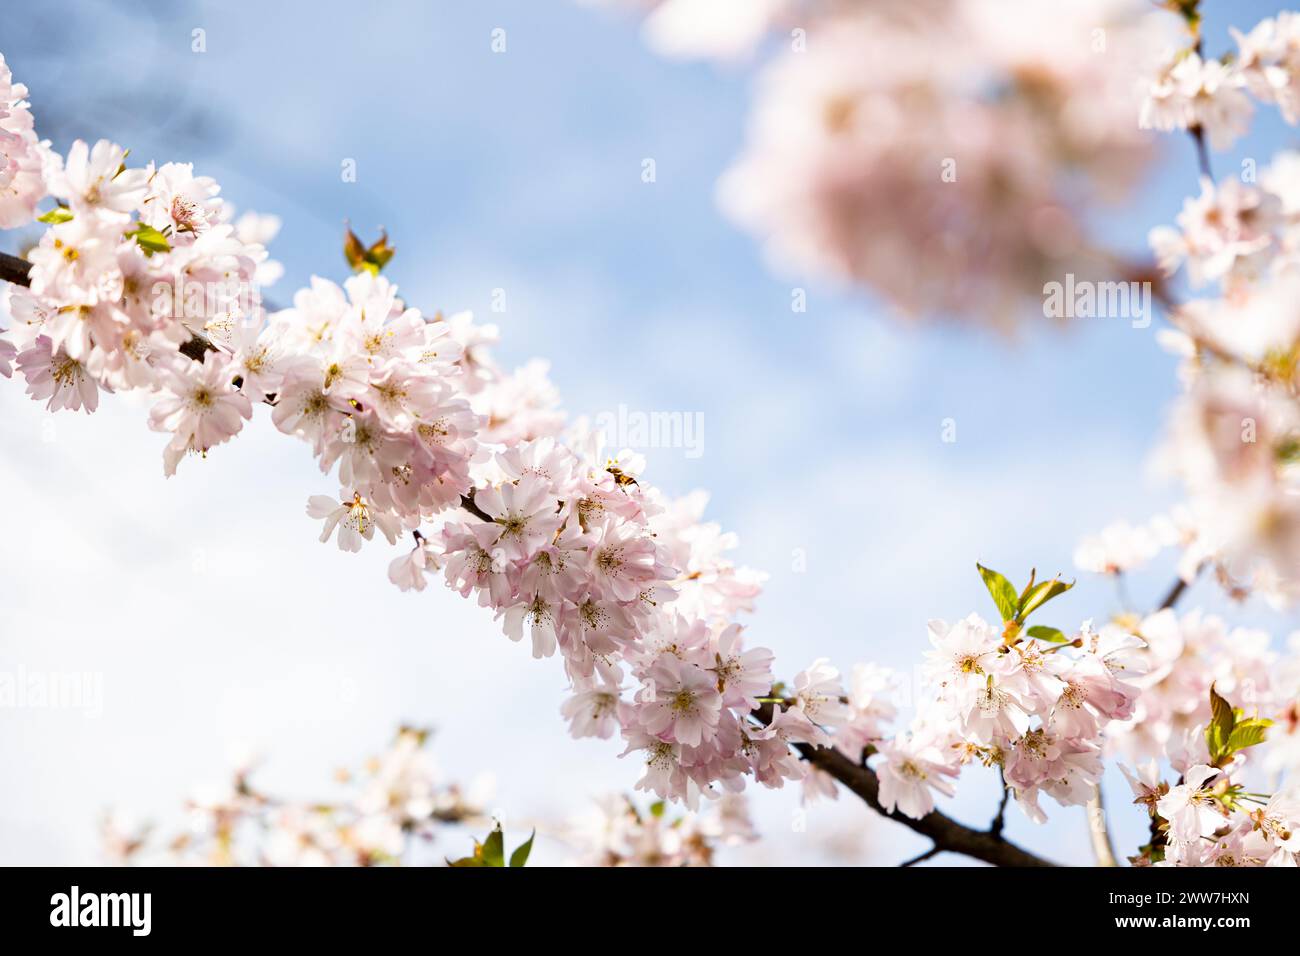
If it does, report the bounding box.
[638,653,723,748]
[307,489,403,553]
[148,352,253,476]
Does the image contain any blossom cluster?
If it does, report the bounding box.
[825,610,1145,824]
[432,443,780,807]
[592,0,1173,329]
[1072,510,1204,580]
[105,727,757,868]
[563,793,756,866]
[1057,598,1300,864]
[103,727,489,866]
[1130,10,1300,607]
[743,574,1297,864]
[850,597,1300,866]
[0,53,47,228]
[1119,685,1299,868]
[1140,11,1300,150]
[0,54,283,480]
[1106,610,1278,763]
[1068,547,1300,866]
[1132,766,1298,867]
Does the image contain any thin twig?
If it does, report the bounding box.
[1189,125,1214,180]
[989,770,1011,838]
[1188,23,1214,183]
[899,846,941,867]
[1085,785,1118,868]
[1158,575,1191,610]
[1157,562,1203,612]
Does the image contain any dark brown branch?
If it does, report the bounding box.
[752,703,1057,867]
[459,492,491,522]
[1,250,32,287]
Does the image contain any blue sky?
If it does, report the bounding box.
[3,0,1300,865]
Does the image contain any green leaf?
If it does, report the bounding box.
[37,206,73,224]
[1206,684,1235,763]
[509,830,535,868]
[343,226,395,275]
[449,824,516,868]
[976,564,1019,622]
[1016,569,1037,607]
[1225,718,1272,755]
[447,838,487,867]
[1026,625,1069,643]
[125,223,171,256]
[481,826,506,867]
[1017,576,1073,622]
[649,800,666,819]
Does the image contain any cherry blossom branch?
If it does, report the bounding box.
[4,230,1054,867]
[0,242,1059,866]
[750,703,1057,868]
[2,239,1043,864]
[0,249,497,526]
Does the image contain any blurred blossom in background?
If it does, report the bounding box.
[1,0,1298,865]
